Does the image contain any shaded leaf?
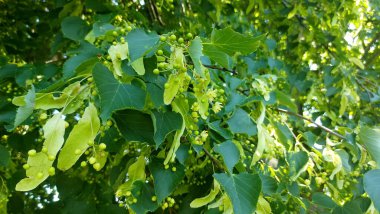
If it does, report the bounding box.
[126,29,159,62]
[149,159,185,203]
[359,126,380,168]
[93,63,146,121]
[214,140,240,173]
[152,110,183,148]
[214,173,261,214]
[113,109,155,145]
[61,16,90,41]
[363,169,380,211]
[227,108,257,136]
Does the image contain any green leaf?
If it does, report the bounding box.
[349,57,365,70]
[0,145,10,167]
[163,72,189,105]
[190,180,220,208]
[113,109,155,145]
[363,169,380,211]
[188,37,205,77]
[13,86,35,128]
[274,90,297,112]
[259,174,278,195]
[203,44,231,69]
[93,63,146,121]
[213,173,261,214]
[312,192,338,209]
[152,110,183,148]
[126,29,159,62]
[61,16,90,41]
[332,201,362,214]
[58,103,100,171]
[213,140,240,173]
[208,120,233,140]
[256,195,271,214]
[227,108,257,136]
[206,27,265,56]
[287,151,309,181]
[359,126,380,168]
[149,159,185,203]
[272,121,294,149]
[130,180,158,213]
[16,153,52,191]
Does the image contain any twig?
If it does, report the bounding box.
[202,148,225,171]
[202,64,237,75]
[362,31,380,60]
[275,108,346,139]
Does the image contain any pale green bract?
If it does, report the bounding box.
[16,113,66,191]
[116,156,146,197]
[57,103,100,170]
[190,180,220,208]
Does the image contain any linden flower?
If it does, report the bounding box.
[200,130,208,140]
[212,102,223,113]
[206,89,218,101]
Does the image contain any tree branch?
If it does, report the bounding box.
[202,64,237,75]
[202,148,225,171]
[275,108,346,139]
[362,31,380,60]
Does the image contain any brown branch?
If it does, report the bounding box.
[202,148,225,171]
[275,108,346,139]
[202,64,237,75]
[362,31,380,60]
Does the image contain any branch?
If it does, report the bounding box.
[202,64,237,75]
[362,31,380,60]
[275,108,346,139]
[202,148,225,171]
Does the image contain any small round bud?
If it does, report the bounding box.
[186,33,193,39]
[28,149,37,156]
[39,113,48,120]
[169,34,177,41]
[151,196,157,202]
[160,36,166,42]
[178,37,184,43]
[157,50,163,55]
[153,69,160,75]
[41,147,48,153]
[99,143,107,150]
[89,157,96,165]
[88,140,94,146]
[23,164,30,170]
[80,161,87,167]
[48,155,55,161]
[93,163,101,171]
[48,167,55,176]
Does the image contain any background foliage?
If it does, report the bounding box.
[0,0,380,213]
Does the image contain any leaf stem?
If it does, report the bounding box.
[275,108,346,139]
